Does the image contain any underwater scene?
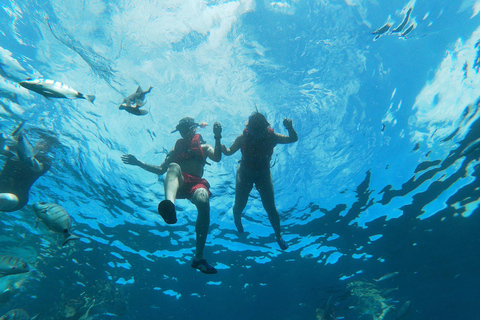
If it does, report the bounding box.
[0,0,479,319]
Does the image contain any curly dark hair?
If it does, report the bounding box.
[247,112,270,130]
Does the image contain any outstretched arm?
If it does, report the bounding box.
[275,118,298,144]
[121,152,171,175]
[222,134,243,156]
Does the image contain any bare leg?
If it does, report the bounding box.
[256,171,288,250]
[164,163,184,203]
[233,167,253,233]
[191,188,210,261]
[0,193,19,212]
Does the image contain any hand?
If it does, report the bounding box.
[121,154,141,166]
[283,118,293,130]
[213,122,222,139]
[221,144,228,154]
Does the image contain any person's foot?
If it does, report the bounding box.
[234,216,244,233]
[157,200,177,224]
[191,259,217,274]
[277,237,289,250]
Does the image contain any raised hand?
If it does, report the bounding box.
[213,122,222,139]
[121,154,141,166]
[283,118,293,130]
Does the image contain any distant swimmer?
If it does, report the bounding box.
[0,123,52,212]
[118,86,153,116]
[19,78,95,103]
[120,86,152,108]
[221,112,298,250]
[391,7,413,33]
[32,202,80,247]
[122,117,223,274]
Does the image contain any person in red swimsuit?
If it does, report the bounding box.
[121,117,222,274]
[222,112,298,250]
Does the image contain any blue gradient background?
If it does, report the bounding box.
[0,0,479,319]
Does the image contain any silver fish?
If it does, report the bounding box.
[0,255,29,277]
[19,79,95,103]
[374,271,399,282]
[118,86,152,115]
[0,309,40,320]
[391,7,413,33]
[33,202,80,247]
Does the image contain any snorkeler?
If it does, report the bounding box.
[222,112,298,250]
[0,123,52,212]
[122,117,222,274]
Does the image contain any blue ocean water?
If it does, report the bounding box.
[0,0,479,319]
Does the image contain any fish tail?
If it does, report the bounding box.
[84,94,96,103]
[62,233,81,247]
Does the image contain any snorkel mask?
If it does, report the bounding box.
[172,117,199,134]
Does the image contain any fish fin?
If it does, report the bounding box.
[119,104,126,110]
[84,95,95,103]
[136,109,148,116]
[145,86,153,93]
[62,233,81,247]
[136,86,142,93]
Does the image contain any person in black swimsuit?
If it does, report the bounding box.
[222,112,298,250]
[0,128,51,212]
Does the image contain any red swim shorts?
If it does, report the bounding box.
[176,173,212,199]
